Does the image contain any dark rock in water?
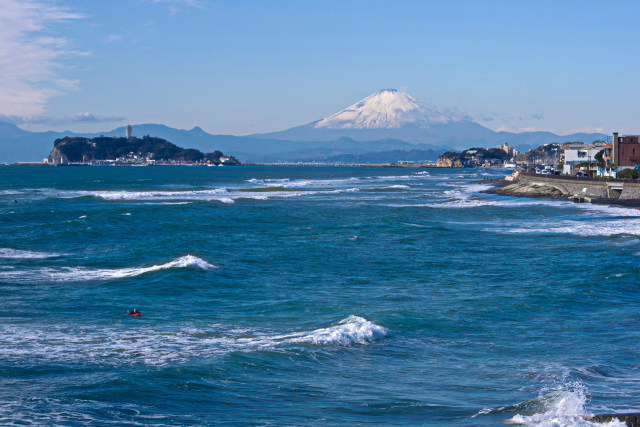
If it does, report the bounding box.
[585,413,640,426]
[485,181,565,199]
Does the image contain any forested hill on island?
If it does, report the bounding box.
[436,147,510,168]
[47,136,239,166]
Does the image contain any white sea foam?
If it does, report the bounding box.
[476,381,624,426]
[35,186,360,204]
[17,171,434,205]
[0,316,386,366]
[383,184,410,189]
[246,178,291,184]
[0,248,62,259]
[142,201,192,205]
[0,397,177,426]
[504,219,640,237]
[246,173,432,190]
[286,315,388,345]
[435,182,640,217]
[83,188,230,201]
[429,188,640,217]
[504,383,625,427]
[246,177,359,188]
[433,198,564,209]
[0,255,216,283]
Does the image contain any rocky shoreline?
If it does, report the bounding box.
[482,173,640,208]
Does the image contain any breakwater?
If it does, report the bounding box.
[490,172,640,202]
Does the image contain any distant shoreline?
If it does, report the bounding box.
[8,162,443,168]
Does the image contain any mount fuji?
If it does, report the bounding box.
[313,89,464,129]
[252,89,495,147]
[251,89,606,154]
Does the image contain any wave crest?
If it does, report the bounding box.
[289,315,387,345]
[0,316,386,367]
[0,255,216,283]
[0,248,61,259]
[492,382,626,427]
[161,255,216,271]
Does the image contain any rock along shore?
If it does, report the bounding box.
[484,172,640,207]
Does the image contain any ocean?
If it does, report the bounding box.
[0,165,638,426]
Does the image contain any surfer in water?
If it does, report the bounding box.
[126,308,141,316]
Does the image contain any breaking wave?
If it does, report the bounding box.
[287,315,388,345]
[477,382,625,427]
[245,172,434,189]
[0,316,387,366]
[16,186,368,204]
[0,255,216,283]
[246,177,359,188]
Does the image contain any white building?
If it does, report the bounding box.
[562,142,605,175]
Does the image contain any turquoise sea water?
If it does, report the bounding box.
[1,165,639,426]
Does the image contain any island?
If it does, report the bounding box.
[436,147,510,168]
[46,135,239,166]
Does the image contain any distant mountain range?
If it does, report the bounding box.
[0,89,608,164]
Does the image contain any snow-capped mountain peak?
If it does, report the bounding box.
[313,89,464,130]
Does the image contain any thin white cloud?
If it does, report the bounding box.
[149,0,206,14]
[494,124,540,133]
[105,34,123,43]
[151,0,206,8]
[0,112,124,125]
[0,0,84,116]
[562,126,606,135]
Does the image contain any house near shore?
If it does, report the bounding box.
[562,141,606,176]
[561,132,640,178]
[604,133,640,170]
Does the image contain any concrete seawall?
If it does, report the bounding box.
[489,173,640,202]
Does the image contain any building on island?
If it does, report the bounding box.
[126,125,132,139]
[497,142,518,158]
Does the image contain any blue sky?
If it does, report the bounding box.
[1,0,639,135]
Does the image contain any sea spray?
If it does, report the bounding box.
[504,382,626,427]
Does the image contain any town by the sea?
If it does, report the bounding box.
[1,165,639,426]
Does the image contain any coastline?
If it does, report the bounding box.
[7,162,440,168]
[482,172,640,208]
